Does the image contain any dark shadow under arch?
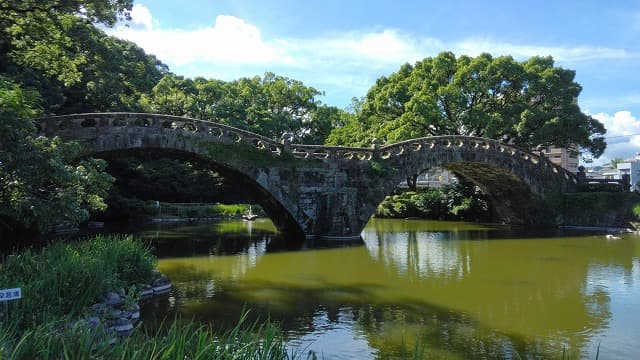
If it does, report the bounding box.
[90,148,306,240]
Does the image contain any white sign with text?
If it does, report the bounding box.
[0,288,22,301]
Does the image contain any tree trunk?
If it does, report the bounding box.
[406,174,418,192]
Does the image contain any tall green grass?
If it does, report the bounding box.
[2,313,293,360]
[0,234,298,360]
[0,234,156,330]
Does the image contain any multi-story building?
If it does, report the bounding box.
[544,146,579,173]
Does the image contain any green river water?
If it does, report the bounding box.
[135,218,640,359]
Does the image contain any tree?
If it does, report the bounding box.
[145,73,335,143]
[327,52,606,158]
[0,80,113,233]
[1,0,166,114]
[0,0,134,85]
[610,158,624,169]
[58,21,167,113]
[300,105,351,145]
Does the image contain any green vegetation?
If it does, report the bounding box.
[632,203,640,219]
[203,143,308,168]
[326,52,606,158]
[554,192,640,227]
[0,235,295,359]
[144,73,347,144]
[0,1,165,114]
[149,203,261,219]
[1,314,292,360]
[375,183,491,222]
[0,234,155,330]
[0,80,114,234]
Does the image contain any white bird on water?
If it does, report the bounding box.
[606,234,621,240]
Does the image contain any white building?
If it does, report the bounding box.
[617,153,640,191]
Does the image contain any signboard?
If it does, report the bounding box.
[0,288,21,301]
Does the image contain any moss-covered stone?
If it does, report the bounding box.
[557,192,640,227]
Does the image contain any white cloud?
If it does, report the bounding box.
[130,4,153,31]
[108,6,640,128]
[591,111,640,162]
[110,6,637,81]
[111,13,287,66]
[455,37,634,62]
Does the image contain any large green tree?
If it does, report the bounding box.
[327,52,606,158]
[144,72,339,144]
[0,1,138,235]
[0,0,133,84]
[1,0,166,114]
[0,80,113,233]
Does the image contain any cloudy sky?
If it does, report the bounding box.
[108,0,640,165]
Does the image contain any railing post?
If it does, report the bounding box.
[576,166,586,186]
[371,138,380,159]
[280,132,293,153]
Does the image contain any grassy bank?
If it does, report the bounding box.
[150,203,260,218]
[1,313,291,360]
[0,235,292,359]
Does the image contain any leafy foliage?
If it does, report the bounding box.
[142,73,345,144]
[327,52,607,158]
[376,183,490,221]
[0,80,114,233]
[0,235,155,330]
[1,0,165,114]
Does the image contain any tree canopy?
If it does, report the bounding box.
[0,80,113,232]
[326,52,606,158]
[142,72,345,144]
[0,0,166,114]
[0,0,136,234]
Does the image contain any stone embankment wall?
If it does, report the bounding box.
[556,192,640,228]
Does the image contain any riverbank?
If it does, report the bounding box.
[375,187,640,229]
[552,191,640,228]
[0,234,293,359]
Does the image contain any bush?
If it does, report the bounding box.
[0,235,156,330]
[375,184,490,221]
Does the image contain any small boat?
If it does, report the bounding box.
[242,206,258,221]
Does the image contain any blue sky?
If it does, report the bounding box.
[108,1,640,164]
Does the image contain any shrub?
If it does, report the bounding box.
[0,235,156,330]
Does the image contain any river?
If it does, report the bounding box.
[133,218,639,359]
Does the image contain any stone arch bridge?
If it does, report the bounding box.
[38,113,578,239]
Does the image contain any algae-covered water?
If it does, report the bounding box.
[137,218,640,359]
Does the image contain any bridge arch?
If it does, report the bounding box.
[91,147,306,239]
[372,137,578,224]
[38,113,577,239]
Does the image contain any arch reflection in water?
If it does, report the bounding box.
[139,218,639,359]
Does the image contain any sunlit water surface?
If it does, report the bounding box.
[135,218,640,359]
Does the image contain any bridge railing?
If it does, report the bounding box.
[36,113,577,183]
[377,136,578,184]
[37,112,286,155]
[288,144,375,161]
[36,112,379,161]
